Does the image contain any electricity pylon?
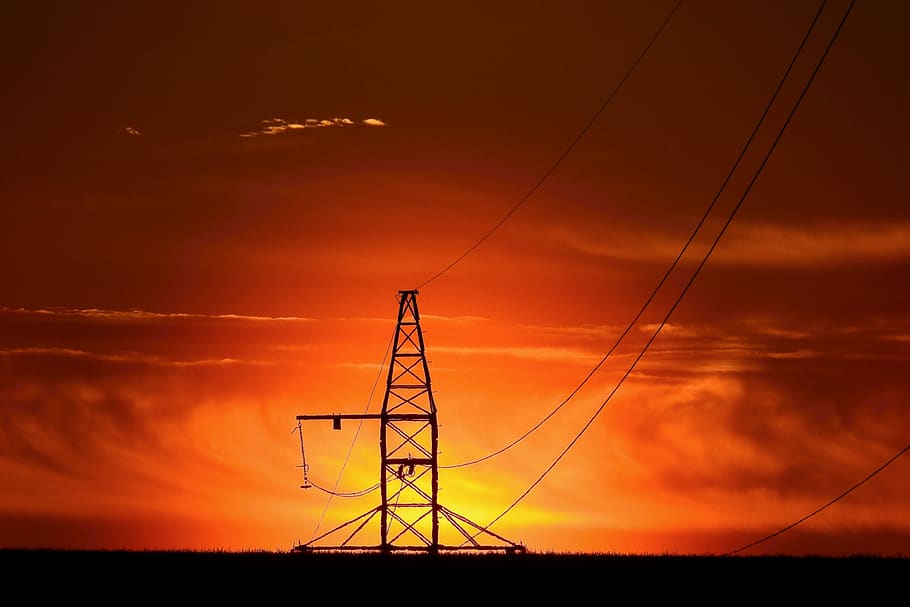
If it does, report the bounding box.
[294,289,525,554]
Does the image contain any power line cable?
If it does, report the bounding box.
[413,0,684,291]
[442,0,828,470]
[308,478,381,498]
[470,0,855,539]
[723,440,910,555]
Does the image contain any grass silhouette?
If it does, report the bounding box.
[3,546,906,600]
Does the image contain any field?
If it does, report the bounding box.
[3,549,907,600]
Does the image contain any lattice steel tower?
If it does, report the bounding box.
[294,290,525,554]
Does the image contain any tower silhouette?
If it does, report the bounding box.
[294,290,525,554]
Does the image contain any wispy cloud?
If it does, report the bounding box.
[0,347,269,367]
[517,324,625,339]
[239,116,386,138]
[718,221,910,267]
[333,361,387,370]
[422,314,489,323]
[547,221,910,268]
[0,307,313,323]
[764,349,822,360]
[118,125,142,136]
[433,344,599,363]
[631,318,910,365]
[881,333,910,342]
[637,322,701,338]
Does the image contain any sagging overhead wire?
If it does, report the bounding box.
[724,439,910,555]
[308,332,395,540]
[470,0,855,539]
[308,478,381,499]
[295,423,380,496]
[442,0,829,471]
[413,0,684,291]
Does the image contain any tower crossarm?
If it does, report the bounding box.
[296,413,433,422]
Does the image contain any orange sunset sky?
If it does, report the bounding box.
[2,0,909,556]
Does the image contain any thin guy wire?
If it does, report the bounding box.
[442,0,828,470]
[413,0,684,290]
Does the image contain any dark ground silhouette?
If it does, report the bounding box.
[2,549,907,601]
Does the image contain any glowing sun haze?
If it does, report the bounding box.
[1,0,909,555]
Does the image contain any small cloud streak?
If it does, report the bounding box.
[548,221,910,267]
[718,221,910,267]
[433,344,599,363]
[0,306,313,323]
[422,314,489,323]
[118,125,142,136]
[632,319,910,364]
[0,347,268,367]
[239,116,385,138]
[333,361,387,370]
